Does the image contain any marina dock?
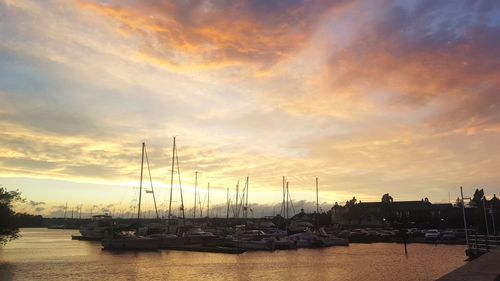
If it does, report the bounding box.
[437,250,500,281]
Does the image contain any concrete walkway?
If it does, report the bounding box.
[437,249,500,281]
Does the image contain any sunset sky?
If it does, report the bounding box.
[1,0,499,217]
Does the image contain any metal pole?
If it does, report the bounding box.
[144,145,160,220]
[137,142,145,234]
[483,196,490,236]
[286,182,289,220]
[281,176,285,217]
[194,171,198,219]
[460,186,469,248]
[316,177,319,228]
[244,176,249,218]
[226,188,230,224]
[167,137,175,231]
[174,141,186,226]
[235,181,239,218]
[207,182,210,219]
[246,176,249,218]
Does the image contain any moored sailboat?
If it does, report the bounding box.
[102,142,163,250]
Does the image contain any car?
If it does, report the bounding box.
[425,229,440,240]
[441,230,456,240]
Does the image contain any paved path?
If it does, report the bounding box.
[437,249,500,281]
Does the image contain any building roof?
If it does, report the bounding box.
[355,200,452,211]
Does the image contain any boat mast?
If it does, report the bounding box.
[194,171,198,219]
[286,181,289,220]
[167,137,175,230]
[207,182,210,219]
[281,176,285,217]
[226,187,230,224]
[144,144,160,220]
[235,180,239,218]
[198,191,203,217]
[239,180,246,218]
[460,186,469,248]
[137,142,145,234]
[245,176,249,218]
[174,139,186,226]
[316,177,319,228]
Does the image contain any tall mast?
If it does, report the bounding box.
[460,186,469,248]
[137,142,145,233]
[245,176,249,218]
[239,180,246,218]
[174,139,186,226]
[286,181,289,220]
[235,180,239,218]
[207,182,210,219]
[194,171,198,219]
[198,191,203,217]
[167,137,175,230]
[144,144,160,220]
[316,177,319,228]
[226,187,230,224]
[482,196,490,236]
[281,176,285,217]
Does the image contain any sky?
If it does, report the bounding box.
[1,0,499,217]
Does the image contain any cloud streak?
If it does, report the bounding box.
[78,0,353,71]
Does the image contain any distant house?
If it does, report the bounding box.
[489,194,500,207]
[334,200,457,227]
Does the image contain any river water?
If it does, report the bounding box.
[0,228,466,281]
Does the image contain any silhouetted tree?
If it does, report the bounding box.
[346,197,357,207]
[0,186,24,245]
[471,188,484,206]
[343,197,360,223]
[381,193,394,221]
[381,193,394,204]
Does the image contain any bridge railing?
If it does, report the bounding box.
[468,234,500,251]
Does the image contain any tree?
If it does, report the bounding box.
[346,197,357,207]
[471,188,484,206]
[0,186,24,245]
[343,197,361,223]
[381,193,394,222]
[381,193,394,204]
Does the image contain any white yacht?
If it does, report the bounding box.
[75,215,114,240]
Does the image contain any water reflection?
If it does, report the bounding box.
[0,229,466,281]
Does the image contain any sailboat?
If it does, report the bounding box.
[289,178,348,248]
[102,142,162,250]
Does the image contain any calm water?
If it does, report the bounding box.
[0,228,466,281]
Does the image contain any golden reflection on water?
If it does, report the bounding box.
[0,229,466,281]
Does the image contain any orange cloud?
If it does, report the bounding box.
[308,2,500,135]
[77,0,352,71]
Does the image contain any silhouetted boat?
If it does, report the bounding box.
[229,238,276,251]
[102,233,161,250]
[102,142,164,250]
[72,215,114,241]
[274,236,298,249]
